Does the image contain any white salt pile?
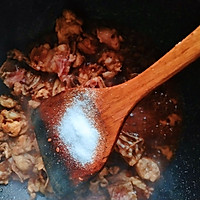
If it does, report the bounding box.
[57,92,100,166]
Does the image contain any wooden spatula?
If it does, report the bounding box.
[32,26,200,198]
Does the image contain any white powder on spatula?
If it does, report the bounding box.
[57,91,100,166]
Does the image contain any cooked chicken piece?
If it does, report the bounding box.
[108,181,137,200]
[1,60,77,102]
[73,51,85,68]
[33,156,45,172]
[102,71,118,80]
[28,178,40,200]
[13,71,43,97]
[115,132,144,166]
[0,95,17,108]
[1,109,21,120]
[2,121,22,137]
[107,170,153,199]
[12,153,35,172]
[78,34,97,54]
[7,49,30,64]
[135,157,160,182]
[1,69,25,88]
[0,161,12,184]
[28,100,41,109]
[34,88,50,99]
[98,51,123,71]
[55,10,83,44]
[97,27,123,50]
[130,176,154,198]
[28,170,52,199]
[0,131,8,141]
[9,134,38,155]
[0,115,4,131]
[1,109,28,137]
[89,167,117,195]
[98,51,123,79]
[11,159,31,182]
[78,63,105,85]
[84,76,106,88]
[30,43,77,82]
[0,142,11,160]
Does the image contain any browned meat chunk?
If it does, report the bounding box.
[97,27,123,50]
[78,34,97,54]
[2,69,25,88]
[55,10,83,44]
[98,51,123,79]
[0,95,17,108]
[107,170,153,199]
[0,108,28,137]
[135,157,160,182]
[12,153,35,172]
[115,132,144,166]
[9,134,38,155]
[0,59,78,104]
[0,142,11,161]
[73,52,85,68]
[78,63,105,85]
[0,161,12,184]
[84,76,106,88]
[108,181,137,200]
[30,44,76,82]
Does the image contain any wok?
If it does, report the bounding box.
[0,0,200,199]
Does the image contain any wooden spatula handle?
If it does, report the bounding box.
[126,25,200,104]
[99,26,200,146]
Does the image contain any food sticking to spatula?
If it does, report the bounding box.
[32,26,200,198]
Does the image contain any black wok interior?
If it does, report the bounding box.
[0,0,200,199]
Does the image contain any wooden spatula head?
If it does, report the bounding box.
[32,88,112,197]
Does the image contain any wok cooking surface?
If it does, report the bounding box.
[0,0,200,199]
